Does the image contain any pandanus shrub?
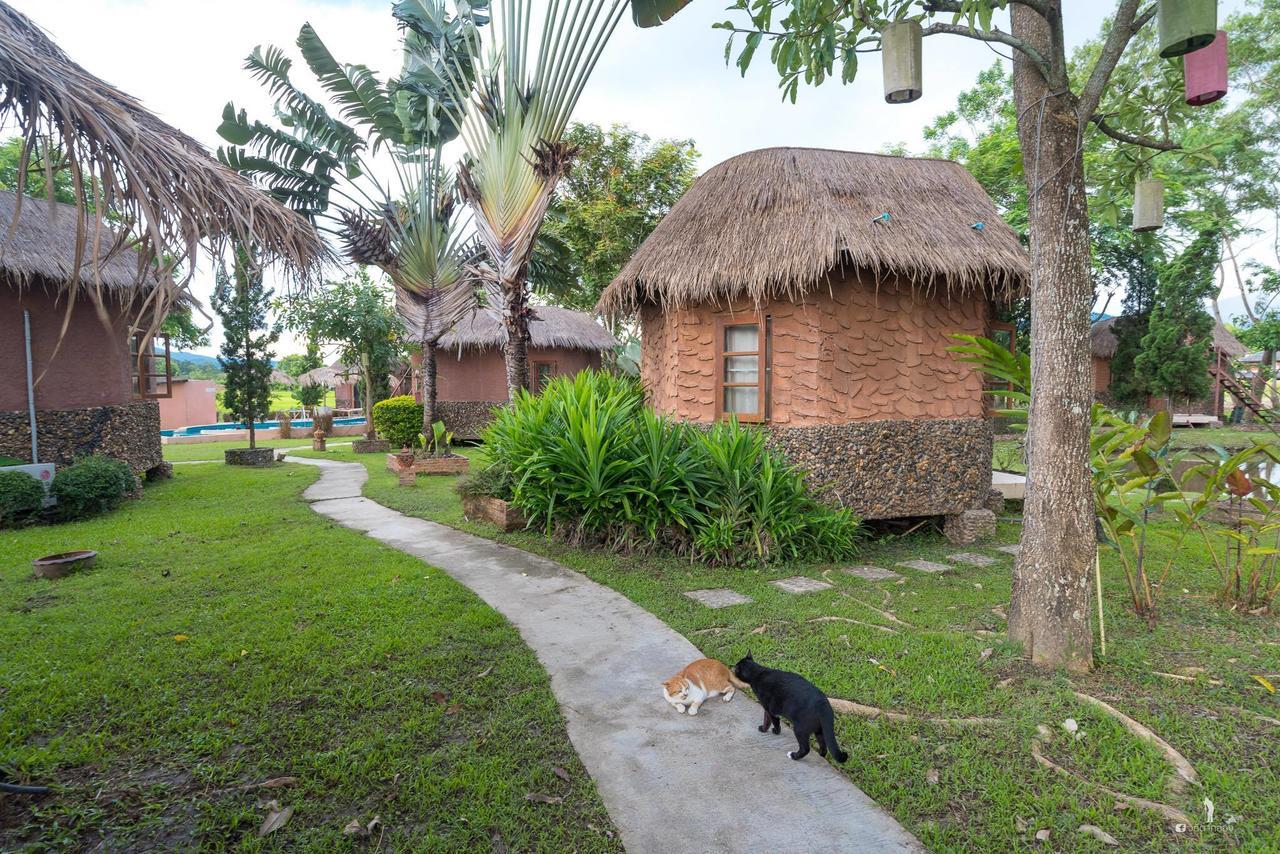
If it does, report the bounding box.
[478,370,860,564]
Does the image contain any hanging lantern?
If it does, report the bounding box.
[1133,179,1165,232]
[882,20,923,104]
[1184,29,1228,106]
[1158,0,1218,58]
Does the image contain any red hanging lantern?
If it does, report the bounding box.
[1184,29,1228,106]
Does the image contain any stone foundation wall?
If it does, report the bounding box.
[767,417,992,520]
[0,401,162,475]
[436,400,502,440]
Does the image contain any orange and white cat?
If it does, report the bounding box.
[662,658,748,715]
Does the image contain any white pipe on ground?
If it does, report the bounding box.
[23,308,38,463]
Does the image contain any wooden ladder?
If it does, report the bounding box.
[1209,362,1280,433]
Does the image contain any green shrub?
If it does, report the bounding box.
[481,370,860,564]
[372,395,424,448]
[456,462,513,501]
[51,456,134,521]
[312,408,334,435]
[0,470,46,527]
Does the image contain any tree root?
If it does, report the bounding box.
[828,697,998,726]
[1152,670,1223,687]
[840,593,914,628]
[807,616,897,634]
[1030,739,1194,827]
[1234,707,1280,727]
[1071,691,1198,792]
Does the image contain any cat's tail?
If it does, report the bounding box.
[729,674,750,691]
[820,703,848,763]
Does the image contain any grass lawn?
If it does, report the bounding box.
[300,444,1280,852]
[162,438,352,464]
[0,463,619,851]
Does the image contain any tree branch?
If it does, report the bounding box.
[1090,115,1181,151]
[1077,1,1158,123]
[922,22,1057,85]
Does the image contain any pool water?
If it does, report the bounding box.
[162,416,366,438]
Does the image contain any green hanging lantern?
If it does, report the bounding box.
[1158,0,1218,58]
[882,20,923,104]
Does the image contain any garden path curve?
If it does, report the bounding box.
[288,456,921,854]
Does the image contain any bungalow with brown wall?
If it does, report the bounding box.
[597,147,1028,526]
[0,190,171,475]
[398,302,616,439]
[1090,316,1246,420]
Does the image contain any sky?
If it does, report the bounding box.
[8,0,1262,357]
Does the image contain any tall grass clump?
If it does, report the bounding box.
[479,371,860,564]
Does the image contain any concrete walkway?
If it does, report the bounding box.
[288,456,921,853]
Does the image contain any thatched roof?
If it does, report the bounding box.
[0,1,324,306]
[1091,317,1246,360]
[597,147,1028,315]
[397,284,615,352]
[0,190,156,293]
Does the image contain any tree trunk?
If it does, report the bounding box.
[422,342,438,449]
[503,265,532,398]
[1008,6,1095,673]
[360,351,374,433]
[1253,350,1275,418]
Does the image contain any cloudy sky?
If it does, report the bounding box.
[9,0,1261,356]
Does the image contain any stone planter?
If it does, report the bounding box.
[33,550,97,579]
[386,452,470,476]
[353,438,391,454]
[225,447,277,467]
[462,494,526,532]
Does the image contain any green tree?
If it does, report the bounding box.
[536,122,699,311]
[277,350,322,379]
[0,137,78,204]
[212,252,280,450]
[160,307,211,351]
[281,269,402,429]
[1135,232,1218,404]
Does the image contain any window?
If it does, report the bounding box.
[534,360,556,392]
[987,321,1017,412]
[130,333,172,399]
[717,317,766,421]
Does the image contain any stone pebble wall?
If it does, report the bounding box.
[436,400,502,440]
[640,270,989,425]
[0,401,163,474]
[766,417,992,520]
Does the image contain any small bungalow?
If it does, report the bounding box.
[402,303,617,439]
[0,191,170,475]
[1090,317,1246,420]
[597,147,1028,524]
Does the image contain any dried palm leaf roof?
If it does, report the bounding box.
[597,147,1028,315]
[1091,317,1246,360]
[397,285,615,352]
[0,1,324,310]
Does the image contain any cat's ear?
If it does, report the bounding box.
[745,649,753,660]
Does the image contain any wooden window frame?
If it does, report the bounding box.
[715,314,768,423]
[533,359,557,392]
[131,332,172,399]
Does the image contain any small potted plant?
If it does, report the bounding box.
[417,421,470,475]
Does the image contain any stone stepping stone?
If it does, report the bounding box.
[841,565,902,581]
[771,576,832,594]
[995,544,1020,556]
[948,552,998,567]
[684,588,753,608]
[897,559,951,574]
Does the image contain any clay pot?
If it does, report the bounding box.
[33,550,97,579]
[397,447,416,468]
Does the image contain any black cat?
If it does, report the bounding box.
[732,652,848,763]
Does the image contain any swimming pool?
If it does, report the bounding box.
[161,416,367,437]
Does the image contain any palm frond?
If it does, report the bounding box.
[297,24,405,150]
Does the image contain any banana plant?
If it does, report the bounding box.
[434,0,696,397]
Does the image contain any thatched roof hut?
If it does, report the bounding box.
[1090,317,1246,360]
[597,147,1028,315]
[0,0,324,318]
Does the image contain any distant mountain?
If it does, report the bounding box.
[172,351,220,367]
